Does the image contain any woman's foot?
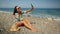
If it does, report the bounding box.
[31,28,37,32]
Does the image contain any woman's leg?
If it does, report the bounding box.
[16,21,23,27]
[24,18,37,31]
[21,20,37,32]
[24,18,32,27]
[10,19,37,32]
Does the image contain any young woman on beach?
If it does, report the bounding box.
[10,4,37,32]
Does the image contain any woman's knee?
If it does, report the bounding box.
[16,21,22,26]
[25,18,29,22]
[24,19,30,24]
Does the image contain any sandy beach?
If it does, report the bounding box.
[0,11,60,34]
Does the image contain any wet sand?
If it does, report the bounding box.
[0,11,60,34]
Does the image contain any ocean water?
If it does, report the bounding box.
[0,8,60,18]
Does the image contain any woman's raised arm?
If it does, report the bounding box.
[26,4,34,13]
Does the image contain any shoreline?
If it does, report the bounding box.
[0,10,60,19]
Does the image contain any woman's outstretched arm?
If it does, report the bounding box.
[25,4,34,13]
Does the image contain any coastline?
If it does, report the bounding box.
[0,10,60,20]
[0,11,60,34]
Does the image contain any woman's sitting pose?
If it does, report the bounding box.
[10,4,37,32]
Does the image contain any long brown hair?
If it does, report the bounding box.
[13,6,19,15]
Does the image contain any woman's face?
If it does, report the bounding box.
[16,6,21,12]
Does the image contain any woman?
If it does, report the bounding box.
[10,4,37,32]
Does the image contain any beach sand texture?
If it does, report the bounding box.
[0,12,60,34]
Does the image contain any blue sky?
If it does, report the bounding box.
[0,0,60,8]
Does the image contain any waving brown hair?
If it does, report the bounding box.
[13,6,18,15]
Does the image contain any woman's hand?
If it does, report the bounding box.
[31,3,34,10]
[26,3,34,13]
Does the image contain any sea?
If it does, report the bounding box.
[0,8,60,19]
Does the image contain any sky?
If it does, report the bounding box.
[0,0,60,8]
